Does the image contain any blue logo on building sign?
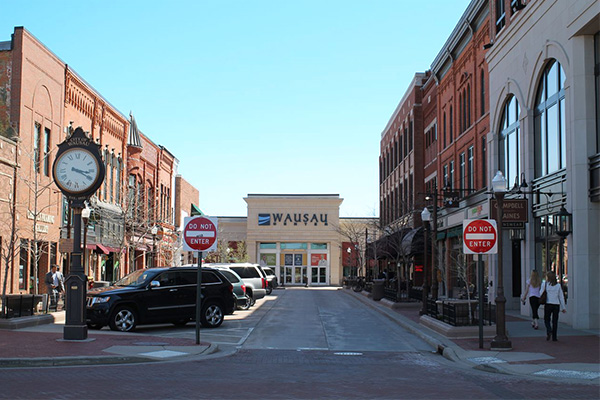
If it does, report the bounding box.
[258,214,271,226]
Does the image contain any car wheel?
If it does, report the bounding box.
[249,295,256,307]
[172,318,190,327]
[238,295,251,310]
[87,323,104,330]
[109,306,137,332]
[266,286,273,295]
[201,301,224,328]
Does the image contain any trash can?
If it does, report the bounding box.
[372,279,385,301]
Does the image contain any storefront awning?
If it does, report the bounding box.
[401,227,425,256]
[191,204,204,216]
[86,244,97,250]
[95,244,121,254]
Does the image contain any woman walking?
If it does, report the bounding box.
[521,270,541,329]
[540,271,566,341]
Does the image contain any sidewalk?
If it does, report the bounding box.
[345,289,600,383]
[0,312,218,368]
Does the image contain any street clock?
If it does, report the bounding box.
[52,127,105,202]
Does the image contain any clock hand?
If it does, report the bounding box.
[71,167,93,180]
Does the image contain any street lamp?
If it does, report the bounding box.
[420,207,431,316]
[490,171,512,350]
[81,205,92,277]
[554,206,572,288]
[151,225,159,267]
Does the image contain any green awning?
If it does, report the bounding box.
[191,204,204,216]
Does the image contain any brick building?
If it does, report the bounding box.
[0,27,183,297]
[174,175,200,266]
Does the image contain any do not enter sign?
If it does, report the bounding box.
[183,216,218,252]
[463,219,498,254]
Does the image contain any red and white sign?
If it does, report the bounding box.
[463,219,498,254]
[183,216,218,252]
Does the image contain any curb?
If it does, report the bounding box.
[0,342,220,368]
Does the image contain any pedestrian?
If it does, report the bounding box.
[44,265,58,309]
[540,271,566,341]
[53,265,65,308]
[521,270,541,329]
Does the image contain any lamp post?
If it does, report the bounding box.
[426,184,439,300]
[554,206,572,289]
[490,171,512,350]
[420,207,431,316]
[151,225,158,267]
[81,205,91,277]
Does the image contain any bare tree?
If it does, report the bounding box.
[449,238,475,323]
[333,218,376,278]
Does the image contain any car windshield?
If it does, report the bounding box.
[113,269,157,287]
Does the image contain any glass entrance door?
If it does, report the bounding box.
[282,253,306,285]
[311,267,327,284]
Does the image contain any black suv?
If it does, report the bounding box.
[86,267,235,332]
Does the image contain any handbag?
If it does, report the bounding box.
[539,283,547,305]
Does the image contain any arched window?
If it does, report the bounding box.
[499,95,521,188]
[443,112,447,148]
[480,69,486,117]
[449,105,454,142]
[467,84,471,126]
[534,59,566,177]
[459,93,463,132]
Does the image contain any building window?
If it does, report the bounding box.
[482,136,487,187]
[480,70,486,117]
[534,59,566,177]
[496,0,506,33]
[500,96,521,189]
[33,123,41,173]
[409,119,413,152]
[449,105,454,142]
[43,128,50,176]
[459,153,465,193]
[467,84,471,127]
[443,112,447,148]
[116,157,122,204]
[468,146,474,190]
[443,164,449,188]
[459,93,463,133]
[450,160,455,189]
[110,153,115,203]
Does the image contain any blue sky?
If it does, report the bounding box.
[1,0,470,217]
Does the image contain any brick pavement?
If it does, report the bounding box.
[0,329,201,358]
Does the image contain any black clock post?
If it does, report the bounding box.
[52,127,105,340]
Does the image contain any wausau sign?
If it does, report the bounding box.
[258,213,329,226]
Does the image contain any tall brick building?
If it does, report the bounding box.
[0,27,192,297]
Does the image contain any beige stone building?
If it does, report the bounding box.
[213,194,374,287]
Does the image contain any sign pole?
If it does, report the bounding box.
[195,251,203,345]
[477,254,484,349]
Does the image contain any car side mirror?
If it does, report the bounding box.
[150,280,160,288]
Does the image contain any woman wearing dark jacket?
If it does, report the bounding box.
[540,271,566,341]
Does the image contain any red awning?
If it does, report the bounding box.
[96,244,110,255]
[86,244,97,250]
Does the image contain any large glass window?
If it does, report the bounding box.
[499,96,521,187]
[534,60,566,177]
[280,242,307,250]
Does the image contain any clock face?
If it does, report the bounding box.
[54,148,100,194]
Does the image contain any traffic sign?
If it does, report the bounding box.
[463,219,498,254]
[183,216,218,252]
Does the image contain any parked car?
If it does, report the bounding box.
[86,266,235,332]
[205,263,267,306]
[212,267,251,310]
[261,266,278,295]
